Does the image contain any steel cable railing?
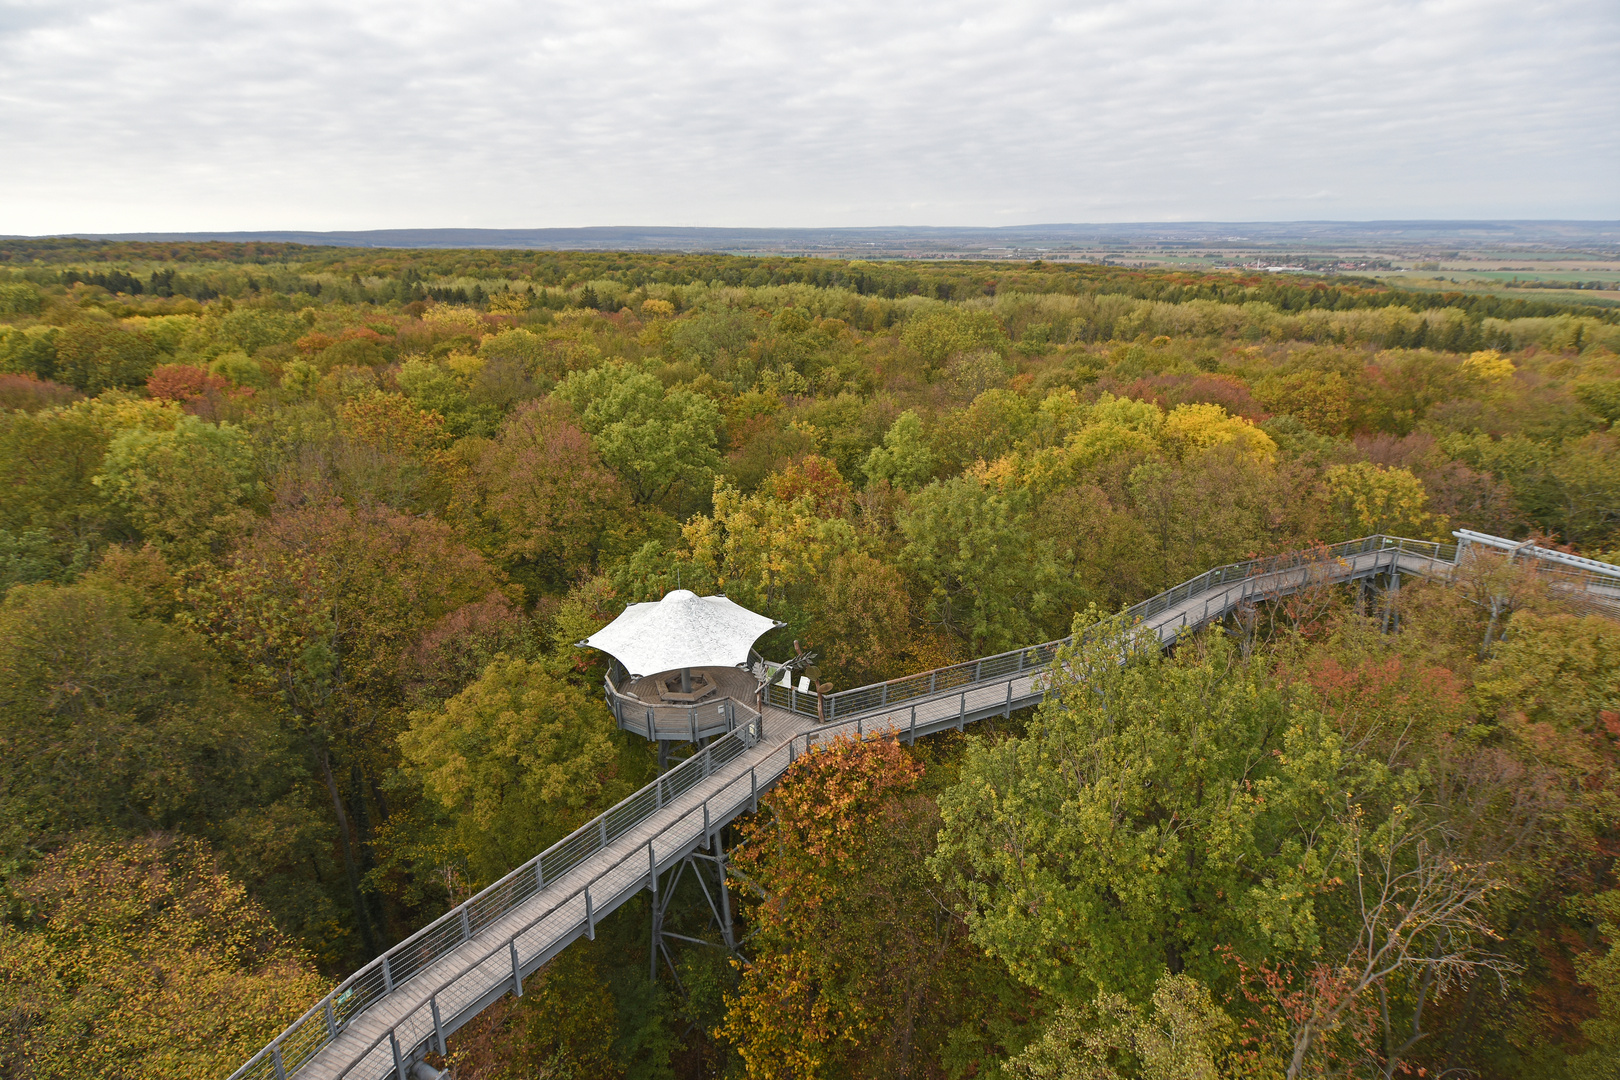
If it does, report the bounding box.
[324,734,790,1080]
[229,702,763,1080]
[761,535,1458,721]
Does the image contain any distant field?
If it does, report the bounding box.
[1354,266,1620,307]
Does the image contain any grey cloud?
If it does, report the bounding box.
[0,0,1615,231]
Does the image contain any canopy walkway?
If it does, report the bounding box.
[232,532,1620,1080]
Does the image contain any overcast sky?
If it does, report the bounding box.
[1,0,1616,232]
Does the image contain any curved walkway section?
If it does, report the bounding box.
[232,533,1616,1080]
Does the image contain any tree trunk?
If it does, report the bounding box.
[319,748,380,956]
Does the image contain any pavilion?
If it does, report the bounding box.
[582,590,784,754]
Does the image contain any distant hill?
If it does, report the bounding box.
[8,221,1618,256]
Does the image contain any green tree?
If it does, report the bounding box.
[52,322,159,393]
[183,502,502,952]
[899,475,1065,652]
[862,409,935,490]
[0,582,279,865]
[399,656,631,885]
[803,550,912,686]
[554,364,721,507]
[1570,890,1620,1080]
[932,616,1344,1005]
[397,357,500,438]
[0,325,59,379]
[94,414,263,566]
[1010,973,1253,1080]
[1548,431,1620,546]
[0,396,177,562]
[901,306,1007,368]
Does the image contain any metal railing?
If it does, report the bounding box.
[760,535,1458,722]
[251,711,963,1080]
[230,708,764,1080]
[603,678,752,742]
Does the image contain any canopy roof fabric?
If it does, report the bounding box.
[584,590,780,678]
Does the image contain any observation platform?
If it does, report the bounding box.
[604,664,761,743]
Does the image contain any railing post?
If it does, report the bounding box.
[929,671,937,694]
[881,682,888,707]
[958,691,966,731]
[585,887,596,940]
[431,993,446,1054]
[381,953,394,993]
[510,940,524,995]
[324,996,337,1037]
[909,705,917,743]
[649,843,658,891]
[974,659,982,682]
[272,1042,286,1080]
[704,801,711,849]
[1005,680,1012,717]
[390,1031,406,1080]
[751,767,758,812]
[460,904,472,942]
[536,857,544,891]
[599,816,609,849]
[655,774,662,810]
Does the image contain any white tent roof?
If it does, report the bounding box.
[584,590,780,677]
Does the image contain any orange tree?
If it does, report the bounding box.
[722,735,1027,1079]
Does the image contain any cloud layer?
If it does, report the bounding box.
[2,0,1616,231]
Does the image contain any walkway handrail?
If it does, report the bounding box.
[770,535,1457,720]
[228,704,763,1080]
[1454,529,1620,580]
[601,677,747,742]
[252,716,925,1080]
[322,739,774,1080]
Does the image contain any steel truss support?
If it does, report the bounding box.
[1381,566,1401,634]
[648,830,739,989]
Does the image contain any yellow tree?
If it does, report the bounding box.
[0,836,325,1080]
[683,479,855,619]
[1321,462,1447,540]
[1160,402,1278,464]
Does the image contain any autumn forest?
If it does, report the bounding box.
[2,240,1619,1079]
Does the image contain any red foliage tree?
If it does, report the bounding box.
[147,363,227,402]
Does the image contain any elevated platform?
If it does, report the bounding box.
[605,665,760,743]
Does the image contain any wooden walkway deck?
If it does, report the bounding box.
[234,536,1565,1080]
